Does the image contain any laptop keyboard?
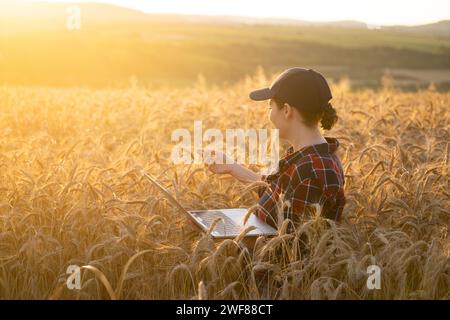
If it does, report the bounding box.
[192,211,242,236]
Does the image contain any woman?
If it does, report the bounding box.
[207,67,346,231]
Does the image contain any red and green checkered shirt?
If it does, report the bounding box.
[256,137,346,228]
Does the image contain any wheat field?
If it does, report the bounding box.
[0,70,448,299]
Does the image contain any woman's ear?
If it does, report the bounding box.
[284,103,294,119]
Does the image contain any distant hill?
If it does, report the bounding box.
[385,21,450,38]
[1,2,447,34]
[0,2,367,28]
[158,15,369,28]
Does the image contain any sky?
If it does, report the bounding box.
[23,0,450,26]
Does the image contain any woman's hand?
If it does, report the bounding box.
[204,150,236,175]
[203,149,261,183]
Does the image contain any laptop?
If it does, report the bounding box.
[140,170,277,239]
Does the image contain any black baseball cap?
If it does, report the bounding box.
[249,67,332,111]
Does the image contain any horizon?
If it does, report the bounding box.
[17,0,450,27]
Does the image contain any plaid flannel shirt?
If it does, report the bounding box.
[256,137,346,228]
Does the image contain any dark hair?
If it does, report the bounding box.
[273,97,338,130]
